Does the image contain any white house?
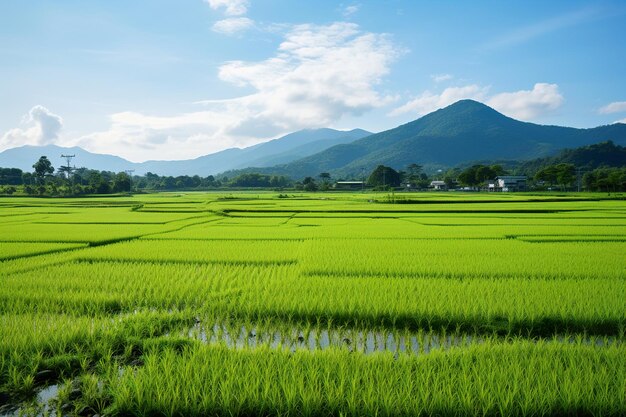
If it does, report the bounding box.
[430,180,447,190]
[489,176,527,192]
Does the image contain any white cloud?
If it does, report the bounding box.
[75,22,402,162]
[1,106,63,151]
[487,83,563,120]
[205,0,249,16]
[390,83,564,121]
[599,101,626,114]
[617,119,626,124]
[431,73,453,83]
[343,4,360,17]
[212,17,254,34]
[389,85,489,117]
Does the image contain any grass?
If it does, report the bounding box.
[0,191,624,416]
[108,340,626,417]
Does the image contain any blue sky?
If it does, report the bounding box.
[1,0,625,161]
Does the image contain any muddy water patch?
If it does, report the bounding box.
[0,384,59,417]
[186,322,482,355]
[183,322,621,355]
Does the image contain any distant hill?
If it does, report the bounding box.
[518,141,626,174]
[0,144,135,173]
[225,100,626,179]
[139,128,370,176]
[0,128,371,176]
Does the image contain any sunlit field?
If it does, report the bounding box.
[1,192,624,416]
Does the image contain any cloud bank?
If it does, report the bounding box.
[74,22,401,161]
[1,106,63,151]
[391,83,564,121]
[488,83,564,120]
[599,101,626,114]
[390,85,489,117]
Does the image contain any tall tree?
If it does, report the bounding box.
[32,156,54,184]
[555,163,576,190]
[407,163,422,179]
[302,176,318,191]
[367,165,401,187]
[113,172,131,192]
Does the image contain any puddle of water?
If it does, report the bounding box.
[187,323,481,355]
[184,322,620,356]
[0,384,59,417]
[37,384,59,404]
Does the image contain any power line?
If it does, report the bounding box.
[60,154,75,180]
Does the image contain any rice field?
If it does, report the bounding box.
[0,192,624,416]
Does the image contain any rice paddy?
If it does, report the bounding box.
[0,192,624,416]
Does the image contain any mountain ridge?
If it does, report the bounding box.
[0,128,371,176]
[223,100,626,179]
[3,101,626,179]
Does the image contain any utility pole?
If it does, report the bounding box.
[125,170,135,193]
[61,154,75,182]
[576,167,582,192]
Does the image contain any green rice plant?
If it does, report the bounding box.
[0,222,165,243]
[3,260,624,334]
[77,239,304,264]
[1,193,625,415]
[299,238,626,279]
[106,340,626,417]
[0,242,87,261]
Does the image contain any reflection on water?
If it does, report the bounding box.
[188,323,481,355]
[0,384,59,417]
[187,322,620,355]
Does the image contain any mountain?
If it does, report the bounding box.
[0,128,371,176]
[138,128,370,176]
[0,145,135,173]
[228,100,626,179]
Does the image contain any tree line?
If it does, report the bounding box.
[0,156,294,196]
[1,151,625,196]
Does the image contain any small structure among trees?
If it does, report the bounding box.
[488,176,527,192]
[334,181,365,190]
[430,180,447,190]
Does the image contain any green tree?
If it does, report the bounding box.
[57,165,74,181]
[555,163,576,190]
[405,163,422,184]
[458,165,479,187]
[0,168,23,185]
[367,165,401,188]
[442,168,460,188]
[490,165,507,176]
[32,156,54,184]
[534,166,558,186]
[475,165,496,183]
[302,177,318,191]
[113,172,131,193]
[318,172,331,191]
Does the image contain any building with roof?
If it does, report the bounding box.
[488,175,527,192]
[430,180,448,190]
